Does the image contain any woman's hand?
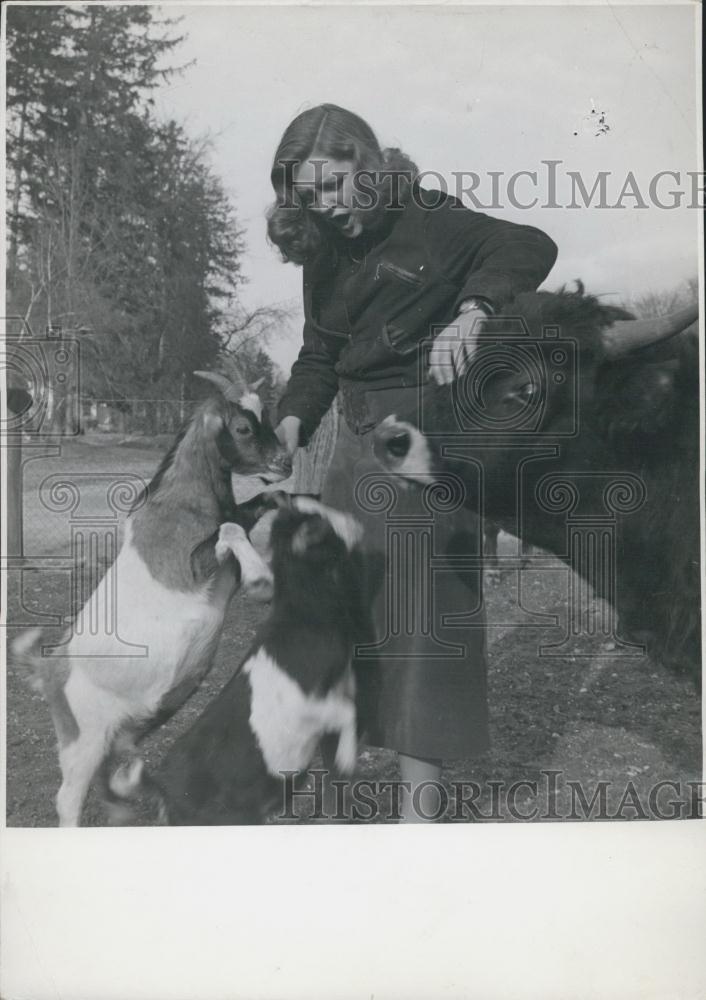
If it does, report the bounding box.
[428,307,488,385]
[275,415,302,456]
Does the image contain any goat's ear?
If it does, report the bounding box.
[291,517,328,555]
[203,410,225,435]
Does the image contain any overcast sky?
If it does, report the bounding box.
[155,3,700,374]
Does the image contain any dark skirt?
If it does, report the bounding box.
[321,386,489,760]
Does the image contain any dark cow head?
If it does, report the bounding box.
[374,286,700,677]
[376,287,697,485]
[375,286,698,511]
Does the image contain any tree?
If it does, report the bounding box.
[6,5,248,415]
[6,5,184,286]
[5,6,68,278]
[141,123,244,390]
[628,277,699,319]
[15,123,245,403]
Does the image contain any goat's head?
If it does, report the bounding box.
[194,370,291,483]
[267,495,364,586]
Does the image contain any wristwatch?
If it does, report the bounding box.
[457,296,494,316]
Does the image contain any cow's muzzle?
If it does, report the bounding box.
[374,425,411,464]
[373,415,436,482]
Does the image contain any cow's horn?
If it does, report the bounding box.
[193,370,246,402]
[601,303,699,359]
[249,376,266,392]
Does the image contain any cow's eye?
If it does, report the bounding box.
[235,425,252,437]
[517,382,537,402]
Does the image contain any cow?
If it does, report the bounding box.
[373,285,701,682]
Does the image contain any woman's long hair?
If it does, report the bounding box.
[267,104,418,265]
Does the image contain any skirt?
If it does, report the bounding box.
[321,385,489,760]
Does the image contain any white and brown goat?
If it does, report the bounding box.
[12,371,291,826]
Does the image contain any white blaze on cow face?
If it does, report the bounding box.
[376,414,436,483]
[238,392,263,422]
[292,496,363,551]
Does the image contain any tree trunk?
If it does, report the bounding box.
[7,99,28,283]
[5,440,24,557]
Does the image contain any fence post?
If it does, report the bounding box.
[5,429,23,557]
[4,387,32,557]
[290,401,340,494]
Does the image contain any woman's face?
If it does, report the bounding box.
[292,157,363,238]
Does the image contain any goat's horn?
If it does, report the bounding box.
[601,303,698,359]
[193,370,245,402]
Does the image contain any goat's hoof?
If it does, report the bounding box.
[109,757,144,798]
[105,801,138,826]
[215,542,230,564]
[335,733,358,775]
[216,523,247,562]
[246,576,274,602]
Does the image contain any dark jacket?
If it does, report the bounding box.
[277,189,558,439]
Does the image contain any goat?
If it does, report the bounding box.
[116,496,366,826]
[12,370,291,826]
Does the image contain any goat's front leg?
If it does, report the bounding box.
[334,705,358,776]
[216,523,273,601]
[57,729,109,827]
[331,669,357,774]
[316,681,358,775]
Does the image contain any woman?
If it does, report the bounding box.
[268,104,557,822]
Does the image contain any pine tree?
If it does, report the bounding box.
[6,6,69,277]
[6,6,183,282]
[6,5,250,411]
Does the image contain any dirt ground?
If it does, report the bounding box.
[4,436,702,826]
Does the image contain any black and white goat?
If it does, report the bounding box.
[119,496,366,825]
[12,370,291,827]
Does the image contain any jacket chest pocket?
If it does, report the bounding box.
[374,260,426,287]
[373,259,457,357]
[373,258,428,355]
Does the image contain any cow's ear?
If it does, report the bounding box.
[626,367,677,434]
[595,362,678,438]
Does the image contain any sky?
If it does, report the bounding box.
[155,3,701,374]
